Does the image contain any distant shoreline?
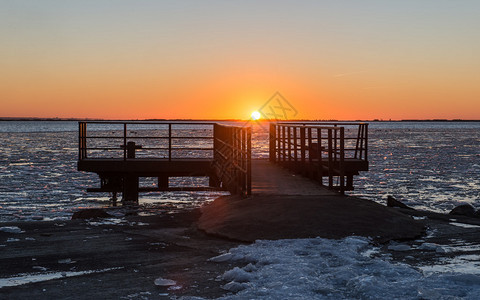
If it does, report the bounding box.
[0,118,479,122]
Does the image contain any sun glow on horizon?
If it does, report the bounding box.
[251,111,262,120]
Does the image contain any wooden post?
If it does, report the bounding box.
[126,142,136,159]
[158,176,168,189]
[123,175,139,203]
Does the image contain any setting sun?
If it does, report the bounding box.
[251,111,261,120]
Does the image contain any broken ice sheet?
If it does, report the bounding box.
[154,277,176,286]
[0,226,24,233]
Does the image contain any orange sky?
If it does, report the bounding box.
[1,1,479,120]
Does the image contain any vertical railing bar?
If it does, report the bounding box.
[293,127,297,163]
[168,123,172,161]
[365,124,368,161]
[317,128,322,185]
[340,127,345,194]
[300,126,305,174]
[355,124,361,159]
[78,122,82,160]
[308,127,312,163]
[282,125,286,163]
[328,129,333,189]
[269,122,276,162]
[287,126,291,162]
[247,126,252,196]
[123,123,127,161]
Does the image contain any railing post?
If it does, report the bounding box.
[281,126,286,163]
[317,128,323,185]
[168,123,172,161]
[247,127,252,196]
[328,129,333,189]
[365,124,368,161]
[300,126,305,175]
[339,127,345,194]
[269,122,276,162]
[123,123,127,161]
[78,122,83,160]
[293,126,298,163]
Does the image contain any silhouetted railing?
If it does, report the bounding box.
[213,124,252,196]
[78,121,215,161]
[78,121,251,199]
[269,122,368,193]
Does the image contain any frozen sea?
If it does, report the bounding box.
[1,120,480,298]
[0,120,479,221]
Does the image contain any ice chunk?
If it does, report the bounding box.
[222,281,248,292]
[209,252,236,262]
[154,277,176,286]
[418,243,442,251]
[167,285,182,291]
[243,263,257,272]
[58,258,76,264]
[388,244,411,251]
[222,267,253,283]
[450,222,480,229]
[0,226,23,233]
[6,238,20,242]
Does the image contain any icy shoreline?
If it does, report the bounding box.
[214,237,480,299]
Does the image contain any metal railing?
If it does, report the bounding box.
[269,122,368,193]
[213,124,252,196]
[78,121,252,197]
[78,121,215,161]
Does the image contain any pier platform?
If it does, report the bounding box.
[198,159,423,242]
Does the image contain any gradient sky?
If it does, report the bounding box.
[1,0,479,120]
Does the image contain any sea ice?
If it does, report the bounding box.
[450,222,480,229]
[222,267,253,283]
[58,258,76,264]
[222,281,248,292]
[208,252,244,262]
[0,267,122,288]
[387,244,412,251]
[417,243,445,253]
[214,237,480,299]
[0,226,23,233]
[154,277,176,286]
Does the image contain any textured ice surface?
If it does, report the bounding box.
[1,121,479,221]
[214,237,480,299]
[154,277,177,286]
[0,226,23,233]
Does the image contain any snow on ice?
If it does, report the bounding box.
[211,237,480,299]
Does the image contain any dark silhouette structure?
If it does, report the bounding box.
[77,121,368,203]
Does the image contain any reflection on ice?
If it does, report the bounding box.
[0,267,123,288]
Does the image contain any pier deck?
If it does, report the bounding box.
[251,159,336,196]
